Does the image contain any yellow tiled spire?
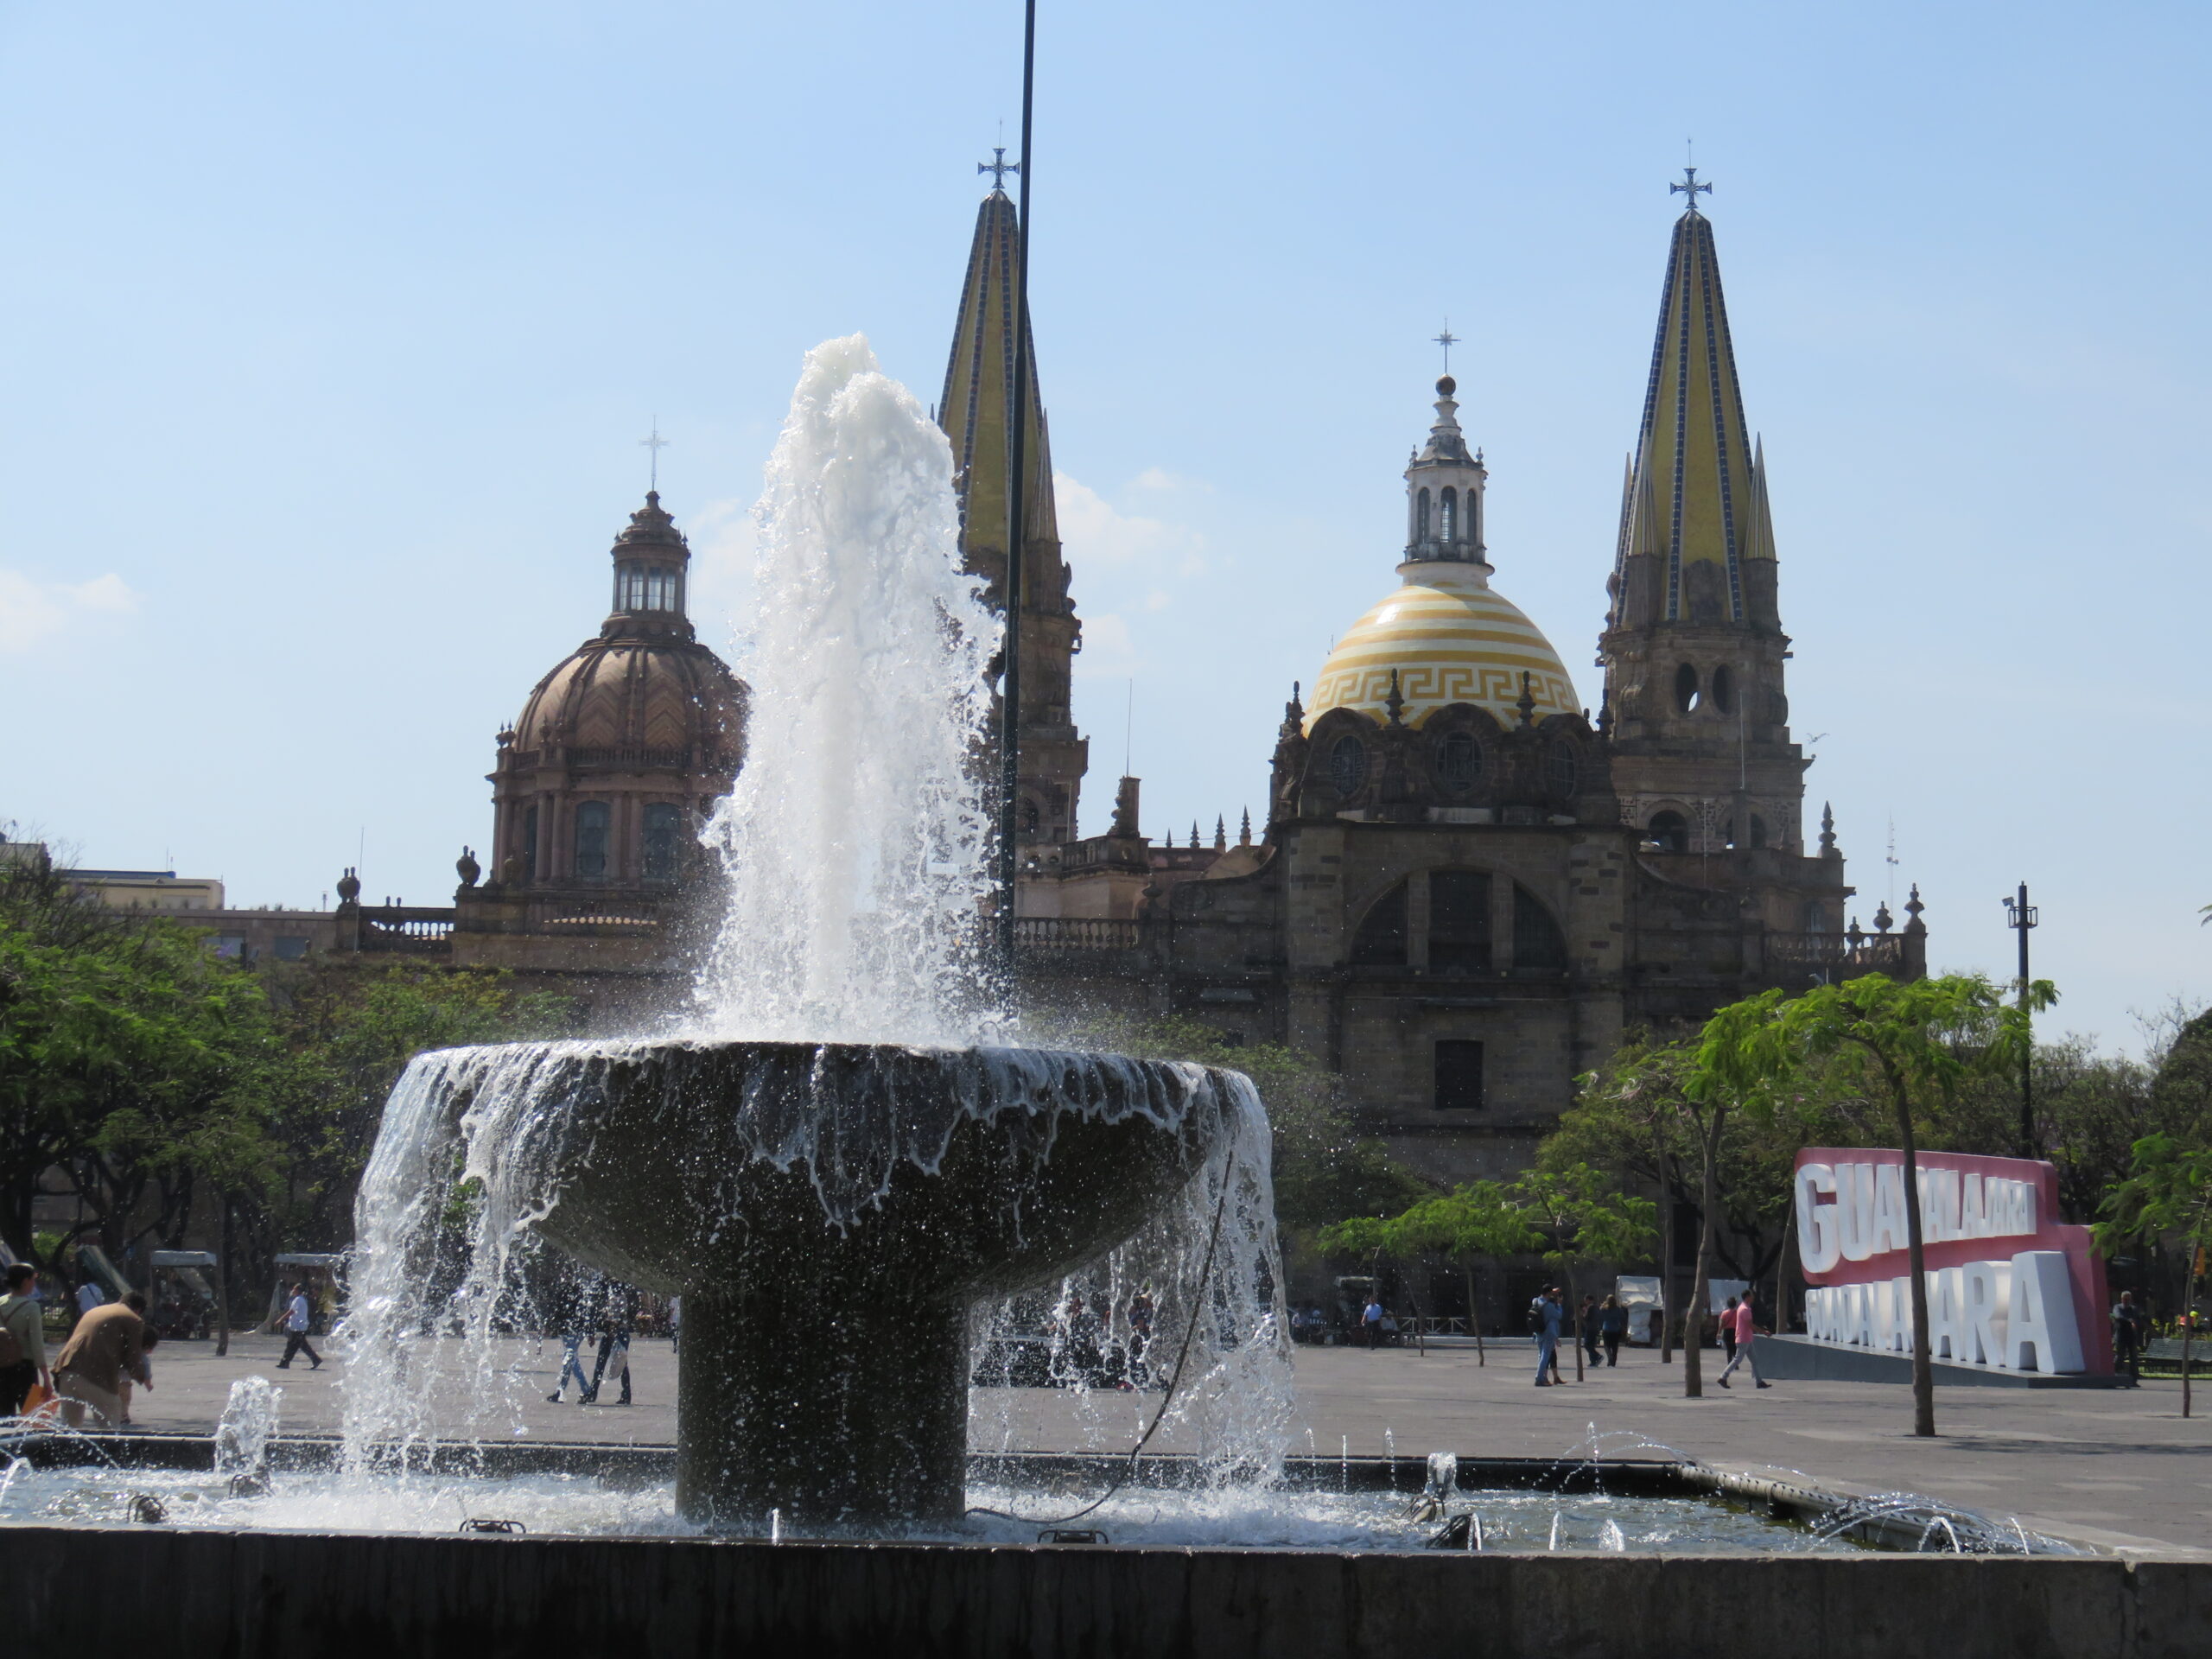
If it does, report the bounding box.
[1614,173,1770,628]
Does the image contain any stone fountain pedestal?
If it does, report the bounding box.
[518,1039,1238,1528]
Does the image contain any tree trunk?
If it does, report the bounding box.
[1683,1108,1726,1399]
[1465,1263,1484,1365]
[1567,1262,1585,1381]
[1659,1150,1677,1365]
[1893,1079,1936,1437]
[215,1193,232,1358]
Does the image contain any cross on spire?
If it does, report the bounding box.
[640,419,669,492]
[1670,165,1713,213]
[978,146,1020,190]
[1432,321,1460,376]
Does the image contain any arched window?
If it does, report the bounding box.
[1674,664,1700,714]
[1512,882,1568,971]
[643,802,683,881]
[575,801,611,878]
[1440,486,1457,543]
[615,563,682,613]
[1545,741,1579,798]
[1723,814,1770,851]
[1429,871,1493,974]
[1414,488,1432,543]
[1351,881,1408,966]
[521,804,539,882]
[1435,729,1482,791]
[1328,734,1367,796]
[1711,664,1735,715]
[1019,798,1042,836]
[1647,810,1689,853]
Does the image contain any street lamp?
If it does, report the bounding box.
[2002,883,2038,1158]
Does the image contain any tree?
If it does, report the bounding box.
[1510,1163,1656,1381]
[1758,972,2056,1437]
[2097,1134,2212,1416]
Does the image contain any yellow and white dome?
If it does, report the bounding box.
[1306,561,1579,734]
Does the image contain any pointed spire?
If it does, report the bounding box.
[1516,670,1536,728]
[1384,667,1407,727]
[1189,821,1200,849]
[1281,681,1305,737]
[1618,187,1766,626]
[1819,801,1838,856]
[938,187,1058,599]
[1239,808,1252,846]
[1213,815,1227,851]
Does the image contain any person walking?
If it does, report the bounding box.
[0,1263,49,1417]
[1598,1294,1627,1368]
[547,1275,597,1403]
[276,1281,323,1370]
[1361,1294,1385,1351]
[1717,1294,1770,1389]
[1719,1296,1739,1367]
[583,1281,636,1405]
[53,1292,156,1429]
[1534,1287,1565,1385]
[1579,1295,1602,1370]
[2112,1291,2147,1386]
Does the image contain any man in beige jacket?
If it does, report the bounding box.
[0,1263,48,1416]
[53,1291,156,1429]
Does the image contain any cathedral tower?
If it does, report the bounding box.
[1600,173,1807,860]
[938,177,1087,846]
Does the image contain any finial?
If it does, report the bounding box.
[1819,801,1838,855]
[979,147,1019,190]
[1904,883,1927,935]
[1432,321,1459,378]
[1847,915,1865,946]
[1287,680,1304,721]
[1594,689,1611,738]
[1671,164,1713,213]
[335,867,360,905]
[640,419,669,493]
[1516,670,1536,727]
[1384,667,1407,727]
[455,847,480,889]
[1873,900,1894,935]
[1189,822,1200,849]
[1239,807,1252,846]
[1214,815,1227,851]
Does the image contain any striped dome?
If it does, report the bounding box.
[1306,562,1579,734]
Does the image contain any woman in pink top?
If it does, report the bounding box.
[1716,1296,1770,1389]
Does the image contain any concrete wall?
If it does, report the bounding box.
[7,1525,2206,1659]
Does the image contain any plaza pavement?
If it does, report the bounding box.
[94,1331,2212,1558]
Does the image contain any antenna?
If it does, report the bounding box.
[1885,816,1899,907]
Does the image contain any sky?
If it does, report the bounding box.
[2,2,2207,1054]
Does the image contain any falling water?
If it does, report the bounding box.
[692,334,999,1045]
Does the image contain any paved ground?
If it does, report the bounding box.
[90,1332,2212,1558]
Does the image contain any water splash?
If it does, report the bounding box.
[693,334,998,1046]
[213,1378,282,1481]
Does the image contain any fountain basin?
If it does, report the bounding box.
[438,1039,1252,1527]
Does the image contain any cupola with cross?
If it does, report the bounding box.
[1402,329,1489,565]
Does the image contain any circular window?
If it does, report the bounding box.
[1328,734,1368,796]
[1546,741,1579,798]
[1436,730,1482,791]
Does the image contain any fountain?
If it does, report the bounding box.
[339,335,1284,1529]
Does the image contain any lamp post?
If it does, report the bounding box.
[2002,882,2038,1158]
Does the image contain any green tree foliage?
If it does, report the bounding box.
[2096,1133,2212,1417]
[1318,1181,1539,1361]
[1510,1163,1656,1380]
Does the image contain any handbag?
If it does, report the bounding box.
[20,1381,53,1419]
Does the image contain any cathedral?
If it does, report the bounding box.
[314,168,1922,1180]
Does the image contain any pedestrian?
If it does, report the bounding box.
[584,1281,636,1406]
[1719,1296,1739,1365]
[2112,1290,2147,1386]
[547,1276,596,1403]
[1361,1294,1385,1351]
[1717,1293,1769,1389]
[276,1281,323,1370]
[1579,1295,1602,1369]
[0,1263,50,1417]
[75,1281,105,1319]
[53,1291,156,1429]
[1598,1294,1627,1368]
[1534,1286,1565,1385]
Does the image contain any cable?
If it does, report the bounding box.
[965,1148,1238,1528]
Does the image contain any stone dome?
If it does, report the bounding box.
[1306,561,1579,734]
[512,638,744,771]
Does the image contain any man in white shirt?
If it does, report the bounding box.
[277,1282,323,1370]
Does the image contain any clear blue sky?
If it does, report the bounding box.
[3,2,2206,1052]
